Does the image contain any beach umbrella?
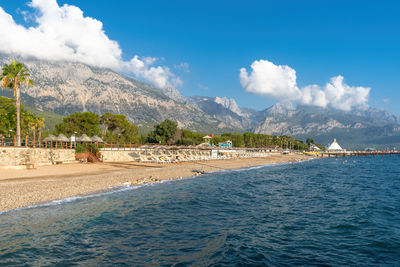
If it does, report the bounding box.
[91,135,104,143]
[56,134,69,142]
[44,134,56,142]
[43,134,57,148]
[79,134,92,142]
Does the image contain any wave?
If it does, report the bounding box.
[0,158,316,216]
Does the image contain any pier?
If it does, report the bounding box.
[320,151,400,158]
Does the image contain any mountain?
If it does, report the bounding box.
[253,103,400,149]
[214,96,246,117]
[0,54,240,133]
[1,53,399,148]
[189,96,400,148]
[187,96,255,130]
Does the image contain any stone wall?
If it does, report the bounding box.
[0,147,75,168]
[100,150,141,162]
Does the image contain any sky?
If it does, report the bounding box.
[0,0,399,114]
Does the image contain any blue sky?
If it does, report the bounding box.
[2,0,400,114]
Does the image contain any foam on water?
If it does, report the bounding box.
[0,159,309,216]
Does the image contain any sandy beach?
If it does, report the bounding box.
[0,153,312,213]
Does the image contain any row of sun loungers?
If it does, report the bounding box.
[137,150,272,163]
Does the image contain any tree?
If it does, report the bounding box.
[54,112,101,137]
[0,97,40,141]
[1,61,34,146]
[36,117,45,148]
[306,138,315,146]
[147,119,178,144]
[243,132,253,147]
[231,133,244,147]
[100,112,139,143]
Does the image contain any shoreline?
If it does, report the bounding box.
[0,154,313,213]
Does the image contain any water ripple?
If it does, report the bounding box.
[1,157,400,265]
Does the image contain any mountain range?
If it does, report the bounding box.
[1,53,399,149]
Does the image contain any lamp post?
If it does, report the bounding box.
[72,131,77,149]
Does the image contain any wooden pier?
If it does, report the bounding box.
[320,151,400,158]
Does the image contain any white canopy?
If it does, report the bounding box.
[328,139,343,151]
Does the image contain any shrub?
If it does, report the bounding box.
[75,143,86,154]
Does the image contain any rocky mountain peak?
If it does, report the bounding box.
[214,96,244,116]
[160,86,185,103]
[265,101,297,117]
[1,53,400,148]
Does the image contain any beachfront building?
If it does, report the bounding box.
[310,144,321,151]
[219,140,232,148]
[327,139,344,151]
[203,135,212,144]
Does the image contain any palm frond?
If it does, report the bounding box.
[0,77,12,89]
[1,61,34,89]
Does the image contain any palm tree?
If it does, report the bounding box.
[36,117,45,148]
[1,61,34,146]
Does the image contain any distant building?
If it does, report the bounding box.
[310,144,321,151]
[203,135,212,144]
[327,139,344,151]
[219,140,232,148]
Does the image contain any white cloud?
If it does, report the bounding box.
[239,60,301,100]
[198,83,210,91]
[0,0,180,88]
[174,62,190,73]
[239,59,370,111]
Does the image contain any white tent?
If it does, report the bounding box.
[328,139,343,151]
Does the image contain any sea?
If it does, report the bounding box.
[1,156,400,266]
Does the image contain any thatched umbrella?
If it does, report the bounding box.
[56,134,69,142]
[91,135,104,148]
[44,134,56,148]
[44,134,56,142]
[79,134,92,143]
[56,134,69,149]
[91,135,104,143]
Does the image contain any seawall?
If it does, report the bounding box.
[0,147,75,169]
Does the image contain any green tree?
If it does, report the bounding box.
[231,133,244,147]
[147,119,178,144]
[35,116,45,147]
[1,61,34,146]
[100,112,139,143]
[54,112,101,137]
[0,97,40,141]
[243,132,254,147]
[306,137,315,146]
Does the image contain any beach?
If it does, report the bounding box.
[0,153,311,213]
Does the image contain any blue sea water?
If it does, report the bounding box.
[1,156,400,266]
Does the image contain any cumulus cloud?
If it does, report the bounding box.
[239,60,301,100]
[0,0,180,88]
[239,59,370,111]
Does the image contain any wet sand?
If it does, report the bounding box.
[0,153,312,213]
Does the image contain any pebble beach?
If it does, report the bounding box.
[0,153,311,213]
